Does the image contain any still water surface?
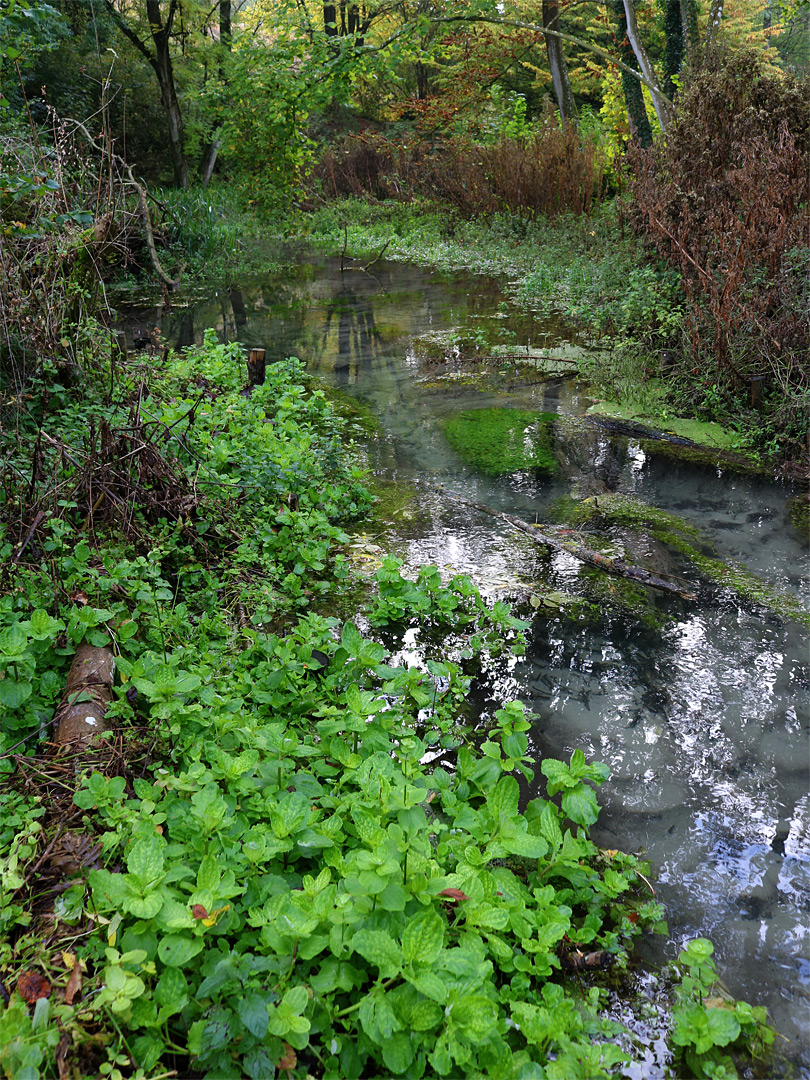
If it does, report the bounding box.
[119,252,810,1074]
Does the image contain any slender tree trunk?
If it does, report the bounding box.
[323,2,338,34]
[153,43,188,188]
[199,0,231,187]
[621,0,672,128]
[704,0,724,49]
[542,0,577,123]
[680,0,699,65]
[104,0,189,188]
[664,0,683,97]
[613,0,653,146]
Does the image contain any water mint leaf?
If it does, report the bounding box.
[407,970,447,1003]
[0,623,27,656]
[401,909,444,966]
[196,854,221,893]
[155,967,188,1015]
[561,786,599,827]
[351,929,402,977]
[126,837,164,888]
[449,994,498,1037]
[238,994,269,1038]
[408,997,443,1031]
[28,609,64,640]
[158,934,204,967]
[489,775,520,823]
[0,679,32,708]
[381,1031,416,1074]
[502,832,548,859]
[125,889,164,919]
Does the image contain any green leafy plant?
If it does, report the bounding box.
[670,938,775,1078]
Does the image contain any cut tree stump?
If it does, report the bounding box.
[53,644,116,748]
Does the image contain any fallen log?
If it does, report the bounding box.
[439,488,697,601]
[53,644,116,747]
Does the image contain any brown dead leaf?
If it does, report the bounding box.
[16,971,51,1003]
[278,1042,297,1071]
[437,888,469,902]
[64,962,82,1005]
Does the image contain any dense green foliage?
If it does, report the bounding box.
[0,335,777,1078]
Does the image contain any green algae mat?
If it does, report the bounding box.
[444,408,557,475]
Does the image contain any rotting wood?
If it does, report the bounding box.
[439,487,697,600]
[53,644,116,747]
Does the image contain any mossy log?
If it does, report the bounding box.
[441,489,697,601]
[53,645,115,747]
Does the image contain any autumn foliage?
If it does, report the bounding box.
[628,49,810,455]
[314,121,606,218]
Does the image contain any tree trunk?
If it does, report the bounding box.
[664,0,684,98]
[680,0,699,66]
[613,0,653,147]
[621,0,672,129]
[704,0,724,49]
[542,0,577,124]
[198,1,230,186]
[154,52,188,188]
[105,0,189,188]
[53,645,115,747]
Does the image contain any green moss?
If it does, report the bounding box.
[588,400,742,451]
[787,494,810,543]
[558,492,810,628]
[579,566,673,630]
[636,437,766,476]
[444,408,558,475]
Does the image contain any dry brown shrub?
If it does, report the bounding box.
[627,48,810,456]
[311,120,606,218]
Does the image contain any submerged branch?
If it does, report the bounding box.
[439,487,697,600]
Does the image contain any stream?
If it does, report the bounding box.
[117,252,810,1076]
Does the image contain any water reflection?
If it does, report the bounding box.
[117,254,810,1075]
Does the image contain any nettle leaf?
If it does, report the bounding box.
[401,909,444,966]
[351,929,402,977]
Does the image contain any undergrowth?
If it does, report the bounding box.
[0,336,777,1079]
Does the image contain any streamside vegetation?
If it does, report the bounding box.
[0,0,805,1076]
[0,332,778,1080]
